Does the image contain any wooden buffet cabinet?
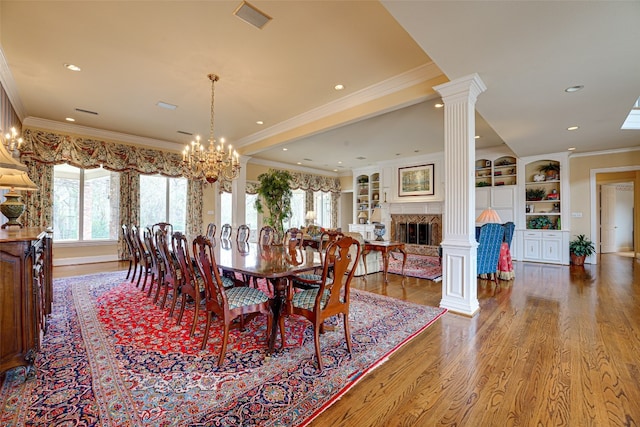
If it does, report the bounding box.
[0,227,53,379]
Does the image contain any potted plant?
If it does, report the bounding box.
[569,234,595,266]
[526,188,546,201]
[527,215,553,229]
[539,162,560,179]
[255,169,293,241]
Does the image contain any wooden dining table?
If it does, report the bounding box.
[212,241,322,353]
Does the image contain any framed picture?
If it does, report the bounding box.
[398,163,434,197]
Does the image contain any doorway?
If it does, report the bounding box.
[600,182,634,254]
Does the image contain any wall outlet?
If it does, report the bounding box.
[207,210,214,215]
[571,212,583,218]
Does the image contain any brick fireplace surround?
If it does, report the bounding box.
[390,214,442,257]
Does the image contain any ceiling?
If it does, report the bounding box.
[1,1,638,175]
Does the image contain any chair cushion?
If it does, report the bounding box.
[226,286,269,310]
[291,286,334,310]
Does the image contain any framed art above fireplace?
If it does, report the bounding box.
[398,163,434,197]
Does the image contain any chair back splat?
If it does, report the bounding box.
[206,223,217,241]
[283,236,360,371]
[122,224,139,282]
[284,227,304,250]
[258,225,276,245]
[236,224,250,243]
[155,229,182,317]
[220,223,233,240]
[143,227,161,299]
[172,231,204,337]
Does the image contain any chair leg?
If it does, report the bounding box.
[278,313,286,348]
[126,259,132,279]
[313,321,323,371]
[343,313,352,354]
[218,322,231,367]
[200,313,212,351]
[190,303,199,337]
[177,294,187,325]
[169,285,179,317]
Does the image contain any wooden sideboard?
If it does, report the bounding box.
[0,227,53,379]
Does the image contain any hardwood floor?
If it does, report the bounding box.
[53,254,640,426]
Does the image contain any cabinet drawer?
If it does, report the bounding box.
[543,231,562,239]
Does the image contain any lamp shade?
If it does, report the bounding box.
[476,207,502,224]
[305,210,317,221]
[0,143,28,172]
[0,169,38,191]
[370,208,382,223]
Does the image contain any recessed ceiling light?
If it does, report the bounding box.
[435,103,444,108]
[64,63,81,72]
[475,135,480,139]
[334,84,345,91]
[65,117,75,122]
[297,162,302,165]
[567,126,579,131]
[565,85,584,93]
[338,161,342,164]
[568,147,576,151]
[282,148,288,151]
[333,169,338,172]
[256,120,264,125]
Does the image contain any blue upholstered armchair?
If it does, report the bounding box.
[477,223,505,280]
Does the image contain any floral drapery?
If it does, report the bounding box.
[187,180,203,237]
[21,129,200,259]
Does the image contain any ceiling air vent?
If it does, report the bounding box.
[75,108,98,115]
[233,1,272,29]
[177,130,193,136]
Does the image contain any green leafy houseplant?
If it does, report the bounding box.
[526,188,546,201]
[569,234,595,265]
[255,169,293,241]
[527,215,553,229]
[539,162,560,178]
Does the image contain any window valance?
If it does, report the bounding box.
[21,129,185,176]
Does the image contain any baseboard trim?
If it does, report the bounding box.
[54,254,120,266]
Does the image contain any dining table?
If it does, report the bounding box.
[213,241,322,353]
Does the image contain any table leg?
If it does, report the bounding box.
[267,277,286,354]
[382,250,390,283]
[398,246,407,278]
[361,248,370,276]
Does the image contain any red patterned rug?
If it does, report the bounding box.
[0,271,446,426]
[386,253,442,281]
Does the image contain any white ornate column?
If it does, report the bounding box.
[434,74,486,316]
[231,155,250,229]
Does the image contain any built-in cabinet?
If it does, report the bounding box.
[0,228,53,379]
[517,153,570,264]
[348,223,376,241]
[353,168,380,225]
[475,155,517,188]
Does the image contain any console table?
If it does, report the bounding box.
[0,227,53,379]
[362,241,407,283]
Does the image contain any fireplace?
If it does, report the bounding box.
[391,214,441,256]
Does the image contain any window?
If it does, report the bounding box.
[245,193,258,242]
[53,164,120,241]
[284,189,305,229]
[139,175,187,232]
[220,191,232,227]
[314,191,332,228]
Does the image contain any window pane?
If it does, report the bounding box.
[314,191,332,228]
[220,192,232,226]
[169,178,187,232]
[285,189,305,229]
[245,194,258,242]
[53,164,80,241]
[140,175,167,228]
[83,168,119,240]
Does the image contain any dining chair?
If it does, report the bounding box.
[283,227,304,250]
[121,224,139,282]
[152,222,174,237]
[292,230,344,290]
[220,223,233,240]
[172,231,205,337]
[192,235,273,366]
[282,236,360,371]
[258,226,276,245]
[236,224,250,243]
[155,229,183,318]
[206,223,217,241]
[143,227,163,299]
[503,221,515,249]
[477,223,505,284]
[130,224,152,290]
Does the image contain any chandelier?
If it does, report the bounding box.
[183,73,240,184]
[3,127,23,159]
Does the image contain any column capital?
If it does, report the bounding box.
[434,73,487,105]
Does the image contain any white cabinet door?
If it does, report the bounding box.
[523,233,541,260]
[541,231,562,263]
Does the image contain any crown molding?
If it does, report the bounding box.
[570,145,640,158]
[235,62,442,148]
[22,117,182,152]
[247,156,340,177]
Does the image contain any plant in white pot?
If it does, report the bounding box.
[569,234,595,266]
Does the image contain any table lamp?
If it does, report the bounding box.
[370,208,385,241]
[0,131,38,228]
[305,210,316,225]
[476,207,502,224]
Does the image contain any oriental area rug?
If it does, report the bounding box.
[0,271,446,427]
[386,253,443,282]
